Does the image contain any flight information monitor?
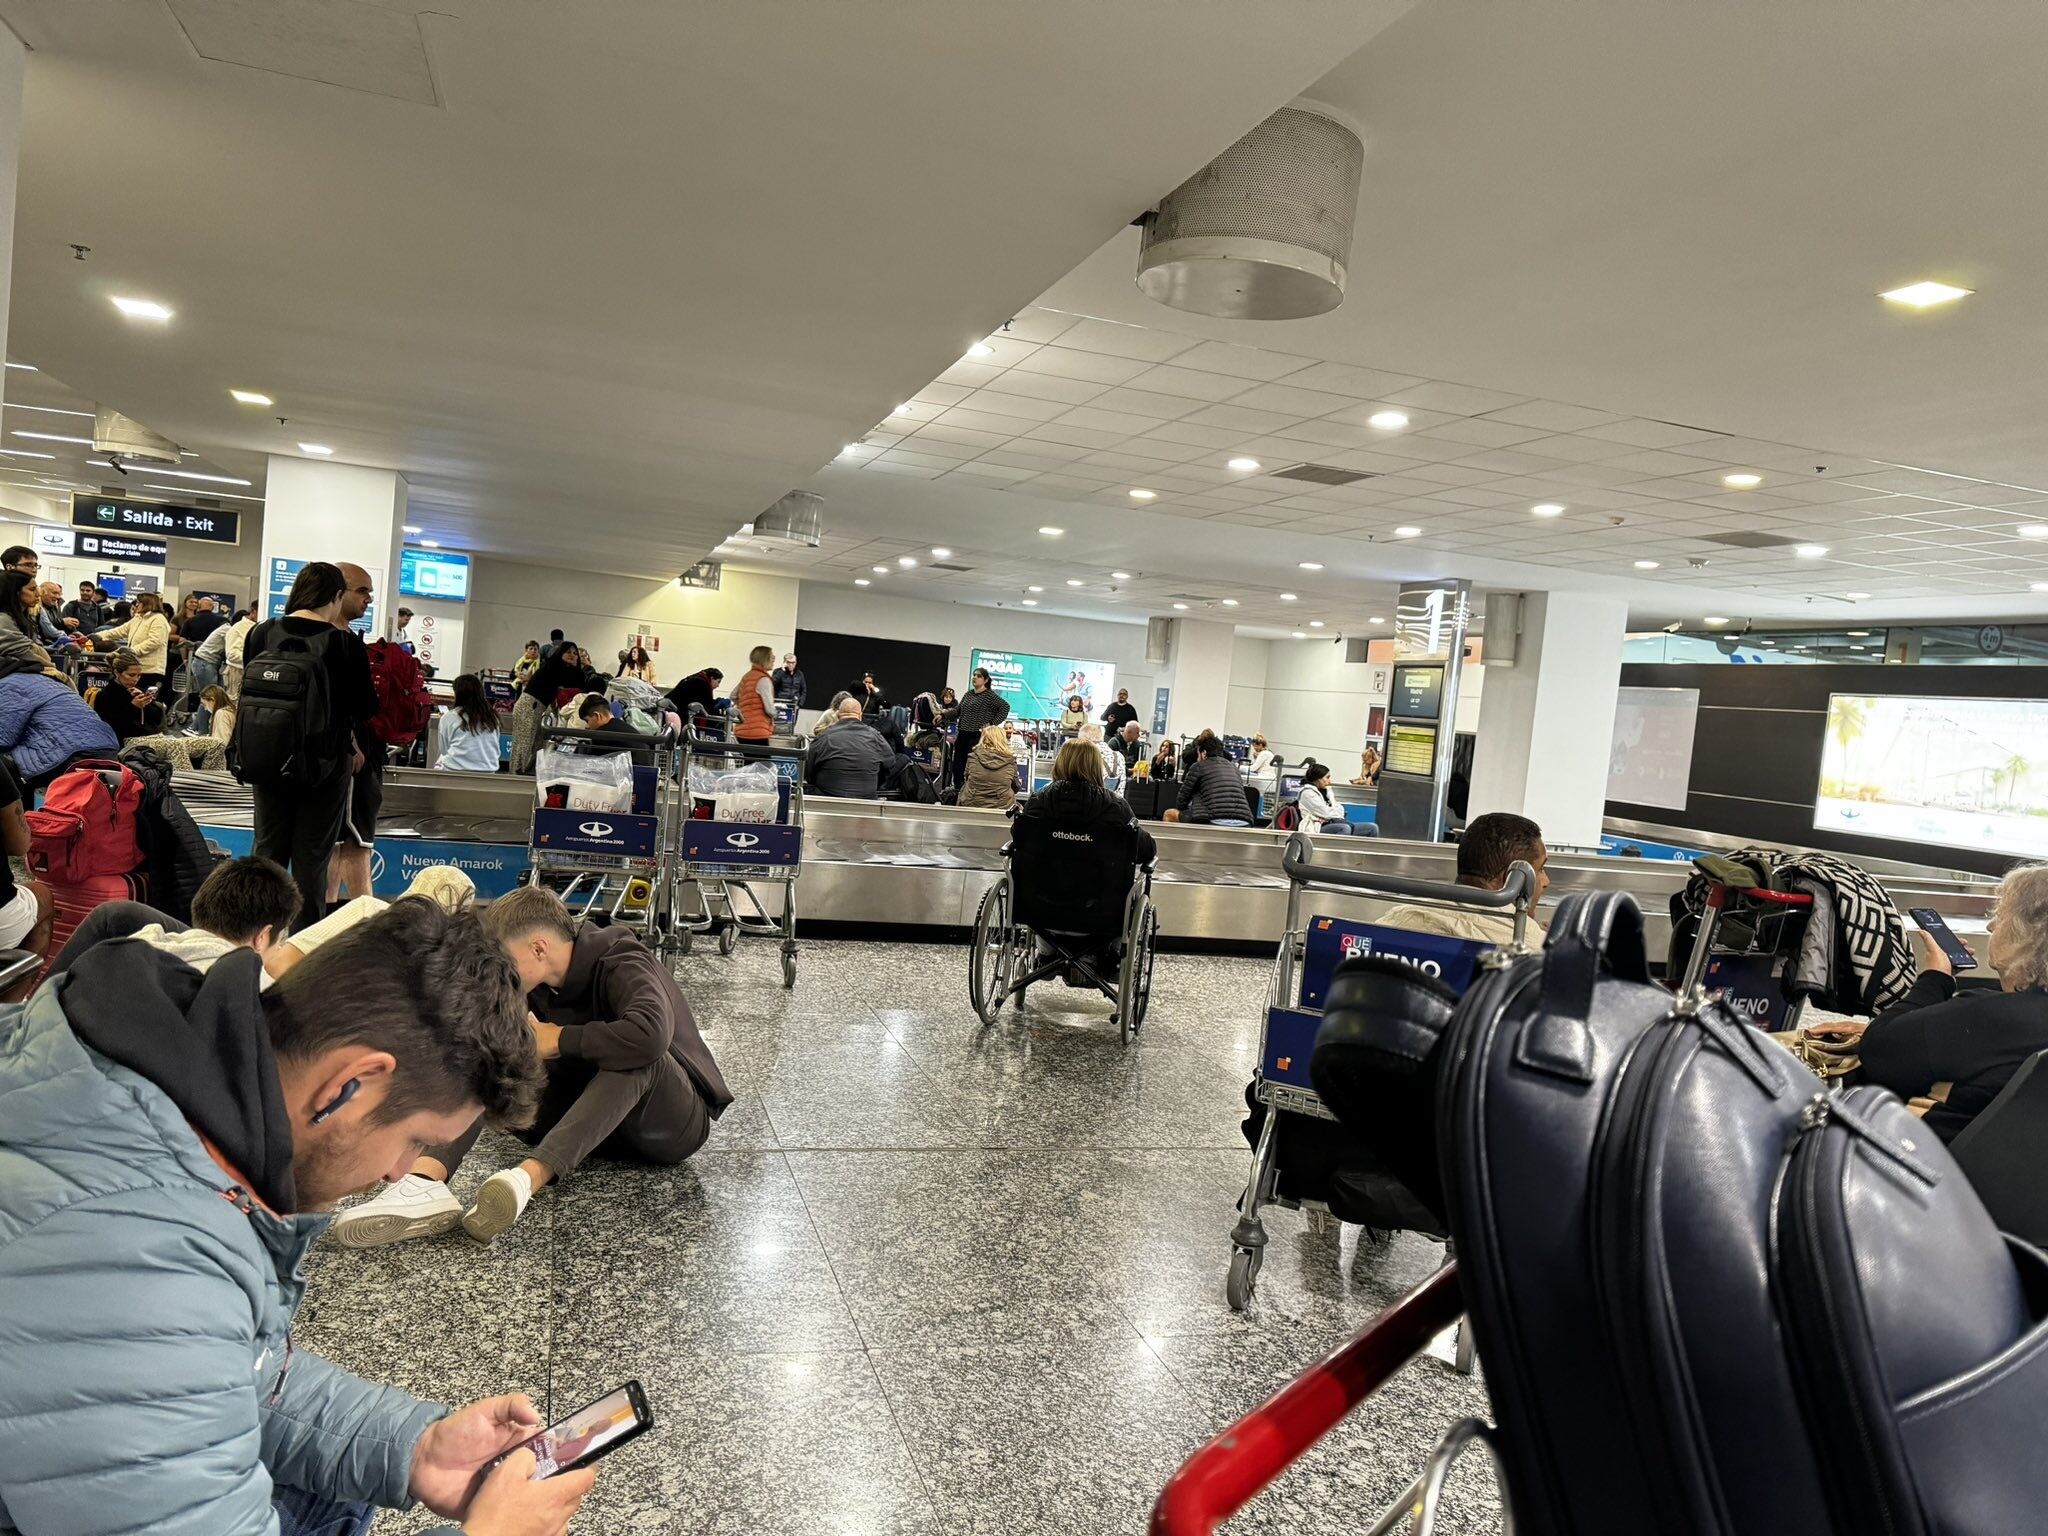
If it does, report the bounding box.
[1390,664,1445,721]
[1385,721,1439,777]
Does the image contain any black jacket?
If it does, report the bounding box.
[1101,700,1139,732]
[954,687,1010,738]
[1177,754,1251,824]
[772,666,806,707]
[666,671,720,716]
[1021,777,1156,867]
[543,923,732,1116]
[119,744,221,923]
[1859,971,2048,1143]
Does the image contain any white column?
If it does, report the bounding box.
[259,455,407,630]
[1468,591,1628,848]
[1161,617,1234,741]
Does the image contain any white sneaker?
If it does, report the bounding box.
[331,1174,462,1249]
[462,1167,535,1243]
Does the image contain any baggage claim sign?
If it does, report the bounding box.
[71,495,241,546]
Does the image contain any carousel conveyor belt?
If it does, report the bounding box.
[175,768,1999,956]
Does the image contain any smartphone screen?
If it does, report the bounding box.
[1908,907,1978,972]
[514,1382,651,1478]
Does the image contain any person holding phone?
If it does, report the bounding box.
[91,648,165,741]
[1847,864,2048,1142]
[0,897,600,1534]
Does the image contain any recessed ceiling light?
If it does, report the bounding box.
[4,362,35,371]
[1172,602,1189,611]
[1393,526,1421,538]
[1021,599,1038,606]
[893,404,913,416]
[895,555,919,568]
[1066,579,1085,587]
[1369,616,1386,625]
[1298,561,1324,572]
[2020,525,2048,539]
[230,390,273,406]
[1280,592,1297,601]
[1531,503,1565,517]
[872,565,889,574]
[403,524,423,534]
[855,578,871,587]
[8,404,93,418]
[2033,585,2048,594]
[1634,560,1661,569]
[838,443,865,457]
[1844,591,1872,600]
[930,546,952,559]
[1704,616,1730,627]
[1221,598,1238,607]
[967,342,995,358]
[1794,544,1829,559]
[11,431,91,444]
[0,450,55,460]
[1848,629,1872,636]
[1111,570,1132,580]
[1368,410,1409,429]
[1128,488,1157,501]
[110,296,173,321]
[298,443,333,456]
[1227,457,1261,471]
[1309,620,1326,628]
[1881,280,1973,309]
[1291,631,1307,639]
[1722,473,1762,489]
[1039,526,1063,537]
[420,540,440,549]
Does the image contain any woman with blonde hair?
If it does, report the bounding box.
[93,589,172,689]
[1017,738,1156,865]
[958,722,1020,810]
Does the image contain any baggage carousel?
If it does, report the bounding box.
[175,770,2002,959]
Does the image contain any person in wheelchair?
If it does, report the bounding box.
[1019,738,1156,889]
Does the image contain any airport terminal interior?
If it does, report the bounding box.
[6,5,2048,1536]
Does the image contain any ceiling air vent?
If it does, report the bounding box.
[929,562,973,573]
[751,490,824,547]
[1271,463,1373,486]
[93,407,180,466]
[1700,531,1808,551]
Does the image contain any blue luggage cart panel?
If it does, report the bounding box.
[1261,1006,1325,1091]
[683,820,802,870]
[533,807,658,860]
[1703,951,1790,1028]
[1299,917,1491,1010]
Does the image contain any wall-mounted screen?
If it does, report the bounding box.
[399,547,471,602]
[970,648,1115,720]
[1815,693,2048,858]
[1385,720,1438,776]
[1389,664,1445,721]
[1608,686,1701,812]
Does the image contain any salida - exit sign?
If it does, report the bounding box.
[71,494,240,545]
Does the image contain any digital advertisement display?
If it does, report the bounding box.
[1815,693,2048,859]
[400,547,471,601]
[969,648,1115,720]
[1608,686,1701,812]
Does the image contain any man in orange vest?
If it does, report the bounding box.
[732,644,776,742]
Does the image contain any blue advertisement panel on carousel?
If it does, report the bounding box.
[200,826,530,900]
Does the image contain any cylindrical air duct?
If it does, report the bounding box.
[751,490,824,547]
[1136,101,1364,321]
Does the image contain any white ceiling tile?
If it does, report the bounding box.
[1007,346,1153,387]
[881,437,977,462]
[933,404,1056,437]
[976,369,1107,407]
[1265,361,1428,399]
[1401,462,1500,487]
[1544,462,1668,489]
[1454,449,1579,475]
[1515,432,1636,463]
[969,335,1041,368]
[948,462,1037,484]
[1117,437,1209,465]
[1318,402,1460,433]
[1054,404,1172,436]
[977,443,1089,468]
[1272,419,1400,452]
[1079,449,1183,474]
[910,382,974,408]
[1574,418,1729,450]
[951,389,1070,423]
[1119,363,1257,403]
[1480,400,1629,433]
[937,360,1005,389]
[865,459,945,479]
[1135,460,1235,484]
[1382,380,1530,416]
[1414,417,1551,449]
[1023,422,1129,449]
[1046,317,1198,363]
[1022,471,1117,493]
[1227,381,1362,417]
[1139,419,1252,449]
[1424,486,1526,508]
[1002,309,1081,345]
[1603,449,1739,477]
[1083,386,1206,421]
[1183,403,1304,434]
[1165,338,1318,381]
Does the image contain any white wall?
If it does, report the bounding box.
[794,586,1160,714]
[461,558,800,683]
[1225,635,1269,737]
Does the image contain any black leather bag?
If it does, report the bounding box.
[1434,888,2048,1536]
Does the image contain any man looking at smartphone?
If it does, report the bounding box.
[335,885,731,1247]
[0,898,597,1535]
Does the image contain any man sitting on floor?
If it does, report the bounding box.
[335,884,732,1248]
[54,854,303,974]
[0,896,596,1535]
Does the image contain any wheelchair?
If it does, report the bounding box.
[967,808,1158,1042]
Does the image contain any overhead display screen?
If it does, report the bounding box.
[1815,693,2048,859]
[400,547,470,601]
[969,648,1115,720]
[1385,721,1439,777]
[1389,664,1445,721]
[1608,686,1701,812]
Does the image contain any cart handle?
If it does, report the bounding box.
[682,729,808,762]
[1281,832,1533,911]
[1150,1262,1465,1536]
[535,724,677,748]
[1712,882,1812,909]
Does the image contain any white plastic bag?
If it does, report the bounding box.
[535,745,633,813]
[713,764,778,824]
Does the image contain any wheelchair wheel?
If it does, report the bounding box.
[1131,906,1159,1030]
[1226,1244,1263,1311]
[1116,893,1155,1042]
[969,877,1014,1025]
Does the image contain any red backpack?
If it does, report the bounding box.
[366,638,432,747]
[27,760,146,884]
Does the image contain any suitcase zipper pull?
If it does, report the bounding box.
[1796,1092,1938,1186]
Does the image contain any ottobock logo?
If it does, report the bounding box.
[724,832,761,849]
[1051,830,1092,842]
[578,821,615,838]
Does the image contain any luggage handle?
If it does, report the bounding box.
[1519,891,1651,1082]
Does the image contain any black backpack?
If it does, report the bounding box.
[230,624,339,785]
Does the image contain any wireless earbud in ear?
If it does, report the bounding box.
[311,1078,361,1125]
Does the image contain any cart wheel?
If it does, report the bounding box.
[969,878,1013,1025]
[679,929,694,956]
[718,923,739,957]
[782,949,797,989]
[1227,1245,1263,1312]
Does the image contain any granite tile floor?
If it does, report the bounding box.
[296,938,1505,1535]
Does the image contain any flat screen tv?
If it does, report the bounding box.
[399,547,470,602]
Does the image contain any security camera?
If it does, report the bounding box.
[1661,620,1683,634]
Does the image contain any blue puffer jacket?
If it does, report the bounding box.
[0,671,117,782]
[0,945,453,1535]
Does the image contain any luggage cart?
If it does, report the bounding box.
[1674,872,1817,1030]
[1152,1262,1514,1536]
[675,732,804,987]
[1230,833,1536,1327]
[527,723,677,948]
